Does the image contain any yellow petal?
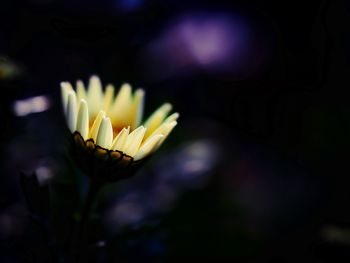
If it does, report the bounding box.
[96,117,113,149]
[111,127,130,151]
[110,83,132,124]
[123,126,146,157]
[129,89,144,130]
[66,92,77,132]
[134,134,163,161]
[143,103,172,139]
[89,110,105,141]
[76,99,89,140]
[164,112,179,123]
[114,83,132,106]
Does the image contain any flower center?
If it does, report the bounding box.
[112,126,124,136]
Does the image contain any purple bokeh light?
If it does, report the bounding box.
[143,12,267,80]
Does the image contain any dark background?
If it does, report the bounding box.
[1,0,350,262]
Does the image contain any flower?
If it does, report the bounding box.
[61,75,178,181]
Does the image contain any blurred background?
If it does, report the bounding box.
[1,0,350,262]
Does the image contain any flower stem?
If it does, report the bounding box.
[74,176,104,263]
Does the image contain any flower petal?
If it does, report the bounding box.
[60,82,73,114]
[134,134,163,161]
[110,83,132,124]
[129,89,144,130]
[66,92,77,132]
[164,112,179,123]
[89,110,106,141]
[87,75,103,117]
[96,117,113,149]
[114,83,132,107]
[102,84,115,114]
[76,99,89,140]
[155,121,177,149]
[76,80,87,102]
[143,103,172,139]
[111,126,129,151]
[123,126,146,157]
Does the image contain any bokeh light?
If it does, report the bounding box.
[143,11,270,81]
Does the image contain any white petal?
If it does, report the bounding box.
[76,99,89,140]
[143,103,172,139]
[155,121,177,149]
[123,126,146,157]
[87,75,103,116]
[60,82,73,114]
[129,89,144,130]
[134,134,163,161]
[102,84,115,113]
[89,110,105,141]
[66,92,77,132]
[96,117,113,149]
[76,80,87,102]
[111,127,130,151]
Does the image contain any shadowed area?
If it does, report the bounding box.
[0,0,350,262]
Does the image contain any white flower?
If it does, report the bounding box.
[61,75,178,161]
